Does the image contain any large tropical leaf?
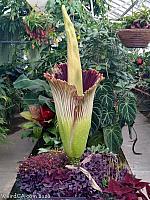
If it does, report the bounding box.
[96,80,113,95]
[88,131,104,147]
[99,92,114,110]
[23,93,38,106]
[38,95,55,112]
[13,74,50,93]
[91,99,102,134]
[91,80,115,134]
[101,107,116,127]
[21,122,35,129]
[103,123,123,153]
[118,96,137,125]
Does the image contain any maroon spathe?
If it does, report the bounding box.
[52,63,103,93]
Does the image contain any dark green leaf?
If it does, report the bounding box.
[43,133,54,145]
[13,74,50,93]
[101,107,116,127]
[47,126,58,137]
[103,123,123,153]
[99,92,114,110]
[23,93,38,105]
[21,129,32,139]
[96,80,113,95]
[33,126,42,139]
[91,99,102,134]
[21,122,35,129]
[118,97,137,125]
[88,131,104,147]
[43,132,61,146]
[38,95,55,112]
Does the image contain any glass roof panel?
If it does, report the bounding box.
[26,0,150,19]
[106,0,150,20]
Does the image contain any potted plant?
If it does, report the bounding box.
[13,5,150,200]
[117,7,150,48]
[24,9,55,45]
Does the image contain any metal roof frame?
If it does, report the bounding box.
[106,0,150,20]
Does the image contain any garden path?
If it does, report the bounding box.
[122,112,150,182]
[0,130,35,197]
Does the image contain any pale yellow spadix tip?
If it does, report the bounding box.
[62,5,83,96]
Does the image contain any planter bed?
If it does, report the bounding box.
[117,29,150,48]
[8,138,131,200]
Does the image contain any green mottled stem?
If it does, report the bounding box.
[69,157,80,166]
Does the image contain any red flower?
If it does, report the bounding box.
[136,57,143,65]
[29,105,55,126]
[38,106,55,122]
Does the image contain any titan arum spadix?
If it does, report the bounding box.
[44,5,104,160]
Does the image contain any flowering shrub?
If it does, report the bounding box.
[17,151,128,199]
[24,10,55,45]
[29,105,55,126]
[19,104,56,140]
[136,57,143,66]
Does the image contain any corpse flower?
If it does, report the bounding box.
[44,5,104,160]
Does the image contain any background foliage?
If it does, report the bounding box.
[1,0,148,153]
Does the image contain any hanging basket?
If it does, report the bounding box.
[24,23,55,44]
[117,29,150,48]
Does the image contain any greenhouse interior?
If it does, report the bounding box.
[0,0,150,199]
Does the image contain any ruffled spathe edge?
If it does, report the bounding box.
[44,64,104,101]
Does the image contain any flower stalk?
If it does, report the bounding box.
[44,6,104,161]
[62,5,83,96]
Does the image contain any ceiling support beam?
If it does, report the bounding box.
[120,0,141,17]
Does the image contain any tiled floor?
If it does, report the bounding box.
[0,132,35,196]
[122,112,150,182]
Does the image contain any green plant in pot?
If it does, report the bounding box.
[122,7,150,29]
[117,7,150,48]
[24,9,55,45]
